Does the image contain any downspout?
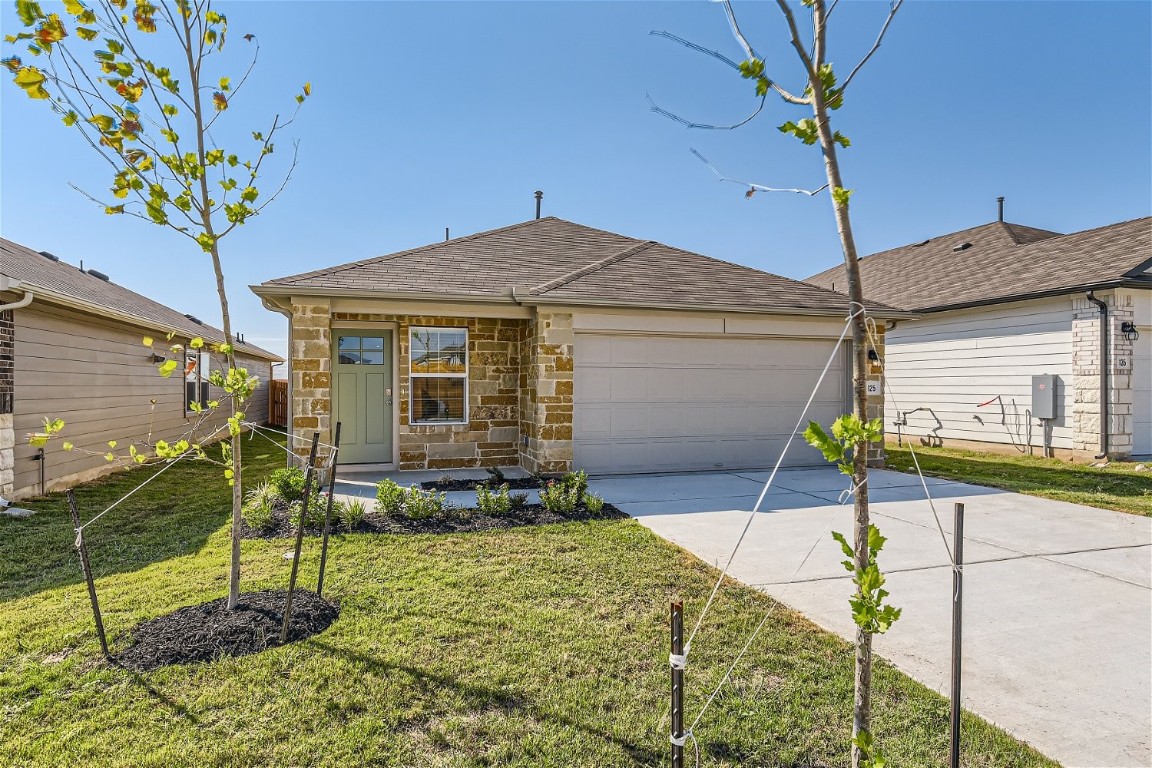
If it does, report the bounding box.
[1086,291,1109,459]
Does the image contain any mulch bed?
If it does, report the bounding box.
[114,589,339,672]
[240,503,627,539]
[419,476,541,492]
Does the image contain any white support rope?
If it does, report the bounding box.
[684,308,864,652]
[243,421,340,455]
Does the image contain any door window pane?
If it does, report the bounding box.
[361,350,384,366]
[338,336,360,350]
[362,336,384,350]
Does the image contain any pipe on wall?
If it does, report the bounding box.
[1086,291,1109,459]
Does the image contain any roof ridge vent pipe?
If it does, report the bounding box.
[997,196,1005,222]
[1086,291,1109,459]
[534,190,543,220]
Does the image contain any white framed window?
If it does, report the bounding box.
[185,349,211,412]
[410,327,467,424]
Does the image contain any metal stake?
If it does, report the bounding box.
[671,600,685,768]
[949,502,965,768]
[281,432,319,643]
[316,422,342,598]
[68,489,109,659]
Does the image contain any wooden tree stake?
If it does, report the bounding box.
[316,421,342,598]
[67,489,109,659]
[281,432,320,643]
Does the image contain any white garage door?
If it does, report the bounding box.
[573,334,849,474]
[1134,328,1151,456]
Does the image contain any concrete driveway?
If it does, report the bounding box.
[588,467,1152,768]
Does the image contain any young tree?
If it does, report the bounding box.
[652,1,903,765]
[4,0,309,610]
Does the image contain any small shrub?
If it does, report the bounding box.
[403,486,445,520]
[270,466,307,503]
[584,493,606,517]
[289,492,326,529]
[375,479,406,517]
[337,498,367,530]
[485,465,506,484]
[476,483,513,516]
[509,491,530,511]
[540,479,580,515]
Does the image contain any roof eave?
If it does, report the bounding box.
[911,279,1149,313]
[27,283,282,362]
[519,291,918,320]
[250,283,519,306]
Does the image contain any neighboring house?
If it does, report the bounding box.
[807,216,1152,459]
[252,217,907,475]
[0,238,282,500]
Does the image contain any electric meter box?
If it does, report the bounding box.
[1031,375,1058,420]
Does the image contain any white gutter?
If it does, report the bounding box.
[0,276,34,311]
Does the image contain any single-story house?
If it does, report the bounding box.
[0,238,281,500]
[252,217,907,475]
[807,215,1152,460]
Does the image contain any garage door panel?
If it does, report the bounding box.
[574,333,847,473]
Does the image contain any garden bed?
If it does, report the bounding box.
[114,589,339,672]
[240,501,626,539]
[419,475,540,492]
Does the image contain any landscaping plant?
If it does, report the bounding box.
[539,478,580,515]
[240,481,276,532]
[476,483,513,516]
[335,498,367,531]
[5,0,309,611]
[374,479,406,517]
[401,487,446,521]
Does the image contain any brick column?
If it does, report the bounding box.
[290,301,332,459]
[520,312,573,474]
[865,324,886,468]
[0,309,13,496]
[1072,292,1134,460]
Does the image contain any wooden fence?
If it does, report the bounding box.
[269,379,288,428]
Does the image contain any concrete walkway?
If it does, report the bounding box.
[589,467,1152,768]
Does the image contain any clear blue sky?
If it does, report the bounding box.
[2,1,1149,360]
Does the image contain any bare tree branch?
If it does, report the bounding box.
[647,93,766,131]
[649,29,743,70]
[690,148,828,196]
[775,0,818,76]
[719,0,759,61]
[839,0,903,93]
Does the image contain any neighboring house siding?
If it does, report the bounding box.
[885,297,1074,452]
[11,304,272,499]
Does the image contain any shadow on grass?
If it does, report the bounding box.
[0,430,289,602]
[308,639,664,765]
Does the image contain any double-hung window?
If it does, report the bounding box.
[185,350,211,412]
[410,327,467,424]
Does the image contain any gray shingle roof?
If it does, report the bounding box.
[1,238,281,361]
[806,218,1152,311]
[261,217,901,316]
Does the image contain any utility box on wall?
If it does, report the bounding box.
[1032,374,1059,419]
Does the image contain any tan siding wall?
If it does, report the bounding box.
[12,304,273,499]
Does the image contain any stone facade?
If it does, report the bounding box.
[1072,292,1135,459]
[289,300,334,460]
[519,312,574,474]
[865,323,886,467]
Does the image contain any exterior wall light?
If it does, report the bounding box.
[148,353,167,364]
[1121,322,1139,342]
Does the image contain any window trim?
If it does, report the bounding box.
[409,326,468,425]
[184,349,211,415]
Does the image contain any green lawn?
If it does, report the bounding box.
[886,444,1152,517]
[0,431,1055,767]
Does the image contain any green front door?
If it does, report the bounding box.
[332,331,394,464]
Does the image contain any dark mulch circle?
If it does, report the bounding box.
[419,476,541,492]
[114,589,339,672]
[240,503,627,539]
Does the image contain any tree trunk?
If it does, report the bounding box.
[809,3,874,763]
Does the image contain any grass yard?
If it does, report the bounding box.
[886,444,1152,517]
[0,430,1056,767]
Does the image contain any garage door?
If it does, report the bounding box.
[573,334,849,474]
[1134,327,1151,456]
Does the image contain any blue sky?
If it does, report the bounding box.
[2,1,1149,360]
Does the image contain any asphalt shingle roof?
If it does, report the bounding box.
[262,217,899,315]
[806,218,1152,311]
[1,238,280,361]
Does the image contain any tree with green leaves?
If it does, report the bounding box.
[4,0,309,610]
[651,1,904,765]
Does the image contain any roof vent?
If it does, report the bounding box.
[184,313,203,325]
[952,242,972,252]
[86,269,110,282]
[912,239,930,247]
[38,250,60,262]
